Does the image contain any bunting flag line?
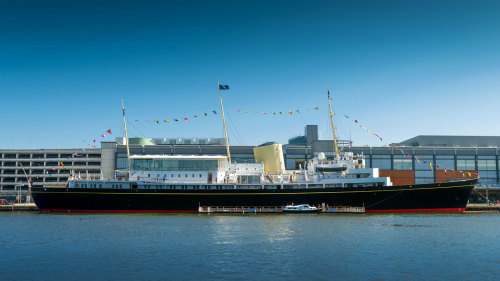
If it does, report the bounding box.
[86,129,113,149]
[60,162,66,169]
[345,113,477,179]
[344,115,383,142]
[132,106,321,126]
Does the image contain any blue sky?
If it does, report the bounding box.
[1,0,499,149]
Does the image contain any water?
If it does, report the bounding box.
[0,213,498,280]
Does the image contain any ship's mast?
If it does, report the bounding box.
[218,80,231,163]
[327,86,340,159]
[121,99,131,175]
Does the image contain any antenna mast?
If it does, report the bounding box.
[122,100,131,175]
[218,80,231,163]
[327,86,340,159]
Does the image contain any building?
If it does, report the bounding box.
[288,125,319,145]
[0,149,101,202]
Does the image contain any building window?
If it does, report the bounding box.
[478,160,496,170]
[371,158,391,170]
[414,157,433,170]
[457,159,475,170]
[393,159,412,170]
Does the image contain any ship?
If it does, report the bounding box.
[30,84,477,213]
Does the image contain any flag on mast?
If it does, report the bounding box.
[219,84,230,90]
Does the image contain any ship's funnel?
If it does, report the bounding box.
[253,142,285,174]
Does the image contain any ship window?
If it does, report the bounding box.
[185,174,188,178]
[75,184,79,188]
[178,174,181,178]
[199,174,202,178]
[192,174,195,178]
[171,174,174,177]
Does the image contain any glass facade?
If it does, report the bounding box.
[457,159,476,170]
[478,159,496,170]
[435,156,455,170]
[393,159,412,170]
[414,156,433,170]
[131,159,218,171]
[372,155,391,170]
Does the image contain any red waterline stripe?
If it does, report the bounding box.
[366,208,465,213]
[41,209,198,213]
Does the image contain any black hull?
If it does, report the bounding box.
[31,179,477,213]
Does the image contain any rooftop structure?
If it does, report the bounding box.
[395,135,500,147]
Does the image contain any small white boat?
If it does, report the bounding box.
[282,204,321,213]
